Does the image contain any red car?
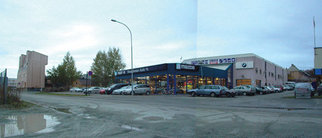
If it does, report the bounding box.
[99,88,108,94]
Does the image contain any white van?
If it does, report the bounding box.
[294,83,314,98]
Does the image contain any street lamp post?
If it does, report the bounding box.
[111,19,134,96]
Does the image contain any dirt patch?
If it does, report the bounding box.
[143,116,164,121]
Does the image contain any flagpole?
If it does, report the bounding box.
[313,16,316,48]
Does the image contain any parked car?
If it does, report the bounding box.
[242,85,256,95]
[231,85,255,96]
[187,85,235,97]
[294,83,314,98]
[84,87,101,94]
[286,82,296,89]
[317,83,322,96]
[263,86,274,94]
[112,86,131,95]
[256,87,268,95]
[105,83,130,94]
[122,84,151,95]
[99,87,109,94]
[266,86,276,93]
[70,87,83,92]
[222,86,236,97]
[282,85,292,91]
[272,85,282,93]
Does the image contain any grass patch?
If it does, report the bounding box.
[35,92,86,96]
[283,95,322,99]
[0,91,35,109]
[283,96,295,98]
[0,100,35,109]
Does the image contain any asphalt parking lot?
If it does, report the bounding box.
[2,90,322,137]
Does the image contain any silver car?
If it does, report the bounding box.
[70,87,82,92]
[84,87,102,94]
[112,86,131,95]
[231,85,255,96]
[122,84,151,95]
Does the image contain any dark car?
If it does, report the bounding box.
[105,83,130,94]
[317,83,322,96]
[256,87,268,95]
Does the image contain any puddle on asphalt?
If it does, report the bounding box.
[0,114,60,137]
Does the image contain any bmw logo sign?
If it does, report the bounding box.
[242,63,247,68]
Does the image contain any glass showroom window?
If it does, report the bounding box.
[176,75,186,94]
[206,77,212,85]
[198,77,206,86]
[187,75,198,90]
[136,76,147,84]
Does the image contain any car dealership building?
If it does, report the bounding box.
[115,53,287,94]
[182,53,287,88]
[115,63,230,94]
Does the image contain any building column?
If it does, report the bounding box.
[174,74,176,95]
[197,76,199,88]
[166,74,170,93]
[185,76,188,94]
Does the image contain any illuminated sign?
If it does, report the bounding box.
[115,64,167,76]
[236,61,254,69]
[191,58,235,65]
[176,63,197,71]
[315,69,322,75]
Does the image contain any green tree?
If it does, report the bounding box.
[47,52,82,88]
[91,50,109,86]
[91,47,126,86]
[107,47,126,83]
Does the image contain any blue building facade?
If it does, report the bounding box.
[115,63,232,94]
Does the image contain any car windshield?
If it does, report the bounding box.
[199,85,206,89]
[121,86,131,89]
[109,84,117,88]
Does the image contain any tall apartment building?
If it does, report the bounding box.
[17,51,48,89]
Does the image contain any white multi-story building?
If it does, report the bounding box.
[183,53,287,88]
[17,51,48,89]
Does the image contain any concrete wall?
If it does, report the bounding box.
[17,51,48,89]
[314,47,322,68]
[233,56,255,86]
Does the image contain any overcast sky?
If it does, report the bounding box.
[0,0,321,78]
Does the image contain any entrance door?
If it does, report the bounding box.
[256,80,261,87]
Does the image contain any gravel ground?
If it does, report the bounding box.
[1,91,322,137]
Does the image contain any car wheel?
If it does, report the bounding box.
[191,92,196,97]
[225,92,231,97]
[146,91,150,95]
[210,92,215,97]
